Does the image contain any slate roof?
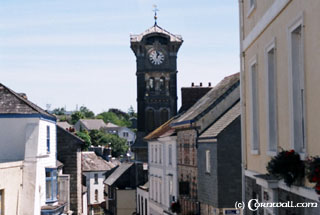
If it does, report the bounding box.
[57,121,73,130]
[130,24,183,43]
[199,101,240,139]
[105,122,119,128]
[0,83,55,120]
[79,119,108,130]
[104,162,133,186]
[172,73,239,125]
[82,152,116,172]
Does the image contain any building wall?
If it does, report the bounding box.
[83,171,106,204]
[242,0,320,177]
[0,161,23,215]
[137,187,149,215]
[0,117,39,162]
[117,189,136,215]
[118,127,136,146]
[57,126,83,214]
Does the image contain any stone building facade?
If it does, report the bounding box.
[57,126,84,214]
[171,73,240,215]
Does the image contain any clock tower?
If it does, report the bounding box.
[130,22,183,161]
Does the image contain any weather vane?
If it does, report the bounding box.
[153,5,159,26]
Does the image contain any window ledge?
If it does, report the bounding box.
[267,151,277,157]
[251,149,260,155]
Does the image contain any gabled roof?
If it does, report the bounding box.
[199,101,240,139]
[79,119,108,130]
[172,73,239,125]
[130,24,183,43]
[104,162,133,186]
[82,152,116,172]
[0,83,55,120]
[57,121,73,130]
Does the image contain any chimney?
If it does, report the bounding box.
[208,82,211,87]
[191,82,194,87]
[200,82,202,87]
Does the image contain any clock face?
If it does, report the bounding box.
[149,50,165,65]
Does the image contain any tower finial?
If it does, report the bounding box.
[153,5,159,26]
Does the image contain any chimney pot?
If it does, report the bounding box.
[191,82,194,87]
[208,82,211,87]
[200,82,202,87]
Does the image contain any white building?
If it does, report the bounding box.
[137,182,149,215]
[145,119,178,215]
[82,151,116,215]
[0,83,68,214]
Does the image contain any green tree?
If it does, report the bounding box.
[96,111,131,127]
[99,133,128,157]
[52,107,66,115]
[71,111,85,124]
[79,106,95,118]
[89,129,104,146]
[76,130,91,150]
[128,105,137,118]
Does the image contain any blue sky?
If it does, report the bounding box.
[0,0,239,114]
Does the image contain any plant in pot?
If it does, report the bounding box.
[306,156,320,194]
[266,149,305,187]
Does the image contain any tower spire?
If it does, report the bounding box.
[153,5,159,26]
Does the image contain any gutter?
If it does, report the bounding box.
[239,0,247,212]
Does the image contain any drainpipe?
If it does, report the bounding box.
[238,0,247,214]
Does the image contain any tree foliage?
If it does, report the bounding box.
[52,107,66,115]
[71,111,85,124]
[97,110,131,127]
[76,130,91,150]
[88,129,128,157]
[79,106,95,118]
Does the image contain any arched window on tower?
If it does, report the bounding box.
[160,109,169,125]
[159,77,166,92]
[146,108,155,131]
[149,78,155,92]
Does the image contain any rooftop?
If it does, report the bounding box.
[199,101,240,139]
[78,119,108,130]
[104,162,133,186]
[81,151,116,172]
[0,83,55,120]
[130,24,183,43]
[172,73,239,125]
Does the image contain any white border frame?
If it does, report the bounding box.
[249,55,260,155]
[287,12,306,159]
[264,37,278,157]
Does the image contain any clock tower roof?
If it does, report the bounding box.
[130,24,183,44]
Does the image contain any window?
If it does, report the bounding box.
[289,17,306,154]
[206,150,211,173]
[46,168,58,202]
[160,109,169,125]
[159,145,162,164]
[138,194,140,213]
[46,125,50,153]
[94,173,98,184]
[0,190,3,215]
[266,40,278,154]
[141,196,144,215]
[159,180,162,204]
[155,146,158,163]
[250,58,260,153]
[179,181,190,196]
[169,145,172,165]
[149,78,155,91]
[145,199,148,215]
[146,109,155,132]
[151,146,154,163]
[95,189,98,202]
[160,77,166,91]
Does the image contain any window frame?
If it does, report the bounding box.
[46,125,50,153]
[287,12,306,157]
[247,0,256,17]
[205,150,211,173]
[265,38,278,156]
[45,168,58,203]
[0,189,4,215]
[249,55,260,154]
[94,173,98,184]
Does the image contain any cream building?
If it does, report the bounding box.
[239,0,320,214]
